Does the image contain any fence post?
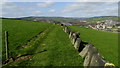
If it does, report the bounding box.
[5,31,9,60]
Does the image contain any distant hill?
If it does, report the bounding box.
[1,16,119,25]
[18,17,80,24]
[80,16,119,22]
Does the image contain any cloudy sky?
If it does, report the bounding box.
[0,1,119,18]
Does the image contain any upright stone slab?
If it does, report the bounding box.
[64,27,67,32]
[67,27,71,34]
[72,33,77,45]
[65,27,71,34]
[84,45,98,67]
[89,53,106,67]
[69,31,73,38]
[72,32,80,44]
[65,27,68,33]
[72,37,76,45]
[79,43,94,58]
[71,32,75,39]
[74,38,81,50]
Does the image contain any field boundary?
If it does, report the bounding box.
[3,25,55,65]
[60,24,116,68]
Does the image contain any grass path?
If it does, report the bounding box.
[2,19,52,61]
[15,25,55,58]
[6,25,83,66]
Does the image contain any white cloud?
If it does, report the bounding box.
[62,2,98,13]
[2,0,119,2]
[32,11,43,15]
[61,2,118,17]
[76,0,119,2]
[48,9,56,13]
[1,2,118,18]
[0,12,7,16]
[2,2,24,11]
[37,2,55,7]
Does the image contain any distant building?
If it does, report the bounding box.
[62,22,72,25]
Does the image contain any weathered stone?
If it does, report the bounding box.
[79,43,94,58]
[69,31,73,38]
[64,27,70,34]
[72,35,77,45]
[72,37,77,45]
[64,27,68,33]
[72,32,80,44]
[89,53,106,67]
[67,27,71,34]
[71,32,75,39]
[74,38,82,50]
[84,45,98,67]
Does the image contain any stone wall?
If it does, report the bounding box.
[60,24,116,68]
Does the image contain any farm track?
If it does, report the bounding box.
[14,25,55,61]
[22,25,83,66]
[6,25,83,66]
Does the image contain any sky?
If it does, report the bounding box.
[0,0,119,18]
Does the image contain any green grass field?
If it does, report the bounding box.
[2,19,53,61]
[2,18,118,67]
[2,19,83,66]
[69,26,118,66]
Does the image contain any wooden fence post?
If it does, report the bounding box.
[5,31,9,60]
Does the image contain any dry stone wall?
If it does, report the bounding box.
[60,24,116,68]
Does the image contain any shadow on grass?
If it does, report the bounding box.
[78,41,88,52]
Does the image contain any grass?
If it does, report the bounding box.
[2,19,52,61]
[2,19,83,66]
[69,26,118,66]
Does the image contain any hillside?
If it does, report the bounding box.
[19,16,119,23]
[2,19,83,66]
[2,18,119,67]
[80,16,119,22]
[69,26,118,66]
[20,17,80,24]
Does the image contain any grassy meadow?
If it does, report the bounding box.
[2,19,83,66]
[69,26,118,66]
[2,19,53,61]
[2,18,118,67]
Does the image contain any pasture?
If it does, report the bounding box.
[2,19,83,66]
[69,26,118,66]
